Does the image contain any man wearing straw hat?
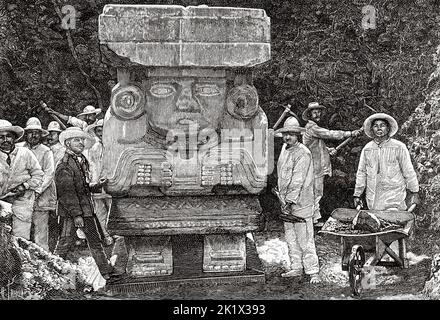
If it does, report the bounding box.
[54,127,114,279]
[0,119,44,240]
[274,116,321,284]
[46,121,66,168]
[44,104,102,133]
[302,102,362,226]
[17,117,56,251]
[354,113,419,211]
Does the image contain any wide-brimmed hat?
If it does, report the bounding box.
[274,116,305,137]
[47,121,62,132]
[363,113,399,138]
[59,127,94,149]
[302,102,326,121]
[0,119,24,141]
[23,117,49,135]
[77,105,101,117]
[85,119,104,133]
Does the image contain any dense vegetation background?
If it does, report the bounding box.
[1,0,439,222]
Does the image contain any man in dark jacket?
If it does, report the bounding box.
[53,127,114,280]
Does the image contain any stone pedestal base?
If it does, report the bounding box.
[203,234,246,272]
[110,235,129,275]
[105,234,265,294]
[126,235,173,277]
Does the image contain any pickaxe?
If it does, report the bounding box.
[39,101,67,130]
[273,104,299,130]
[331,127,364,155]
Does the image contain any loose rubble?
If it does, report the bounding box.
[0,220,104,300]
[323,217,401,234]
[256,237,290,268]
[6,237,90,300]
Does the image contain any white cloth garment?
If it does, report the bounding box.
[354,138,419,211]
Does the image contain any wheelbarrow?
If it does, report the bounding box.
[319,204,416,296]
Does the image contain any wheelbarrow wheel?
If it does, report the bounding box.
[348,245,365,296]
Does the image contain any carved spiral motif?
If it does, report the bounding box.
[111,84,145,120]
[226,84,259,120]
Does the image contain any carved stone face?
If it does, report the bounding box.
[145,77,226,135]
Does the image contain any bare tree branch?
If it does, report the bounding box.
[50,0,103,110]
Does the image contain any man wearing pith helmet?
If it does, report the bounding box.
[17,117,56,251]
[46,121,65,167]
[0,119,43,240]
[45,120,66,251]
[43,104,102,133]
[354,113,419,212]
[302,101,363,226]
[274,116,321,284]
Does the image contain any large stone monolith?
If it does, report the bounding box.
[98,4,271,290]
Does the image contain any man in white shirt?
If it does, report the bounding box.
[46,121,66,168]
[43,104,102,133]
[86,119,113,246]
[274,117,321,283]
[354,113,419,211]
[17,117,56,251]
[45,121,66,251]
[0,119,44,240]
[303,102,362,226]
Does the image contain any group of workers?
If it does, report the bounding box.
[275,101,420,283]
[0,100,422,284]
[0,105,118,280]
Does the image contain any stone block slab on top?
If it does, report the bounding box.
[98,4,271,67]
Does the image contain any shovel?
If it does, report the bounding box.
[271,187,306,223]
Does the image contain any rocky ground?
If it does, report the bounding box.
[1,203,438,301]
[2,185,439,302]
[86,217,436,301]
[1,0,440,303]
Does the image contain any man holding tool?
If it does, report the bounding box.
[302,102,363,226]
[274,116,321,283]
[0,119,44,240]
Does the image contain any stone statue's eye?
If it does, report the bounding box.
[150,84,176,97]
[111,84,145,120]
[195,84,220,96]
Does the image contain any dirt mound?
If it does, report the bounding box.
[0,221,100,300]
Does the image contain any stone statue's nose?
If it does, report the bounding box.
[176,87,200,112]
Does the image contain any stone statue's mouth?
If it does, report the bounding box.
[178,118,196,125]
[174,112,201,122]
[172,112,210,128]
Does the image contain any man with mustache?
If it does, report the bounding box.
[46,121,65,168]
[41,132,51,147]
[302,102,362,227]
[17,117,56,251]
[54,127,115,280]
[354,113,419,212]
[274,117,321,284]
[0,119,44,240]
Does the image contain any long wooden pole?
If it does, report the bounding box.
[39,101,67,130]
[335,128,364,151]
